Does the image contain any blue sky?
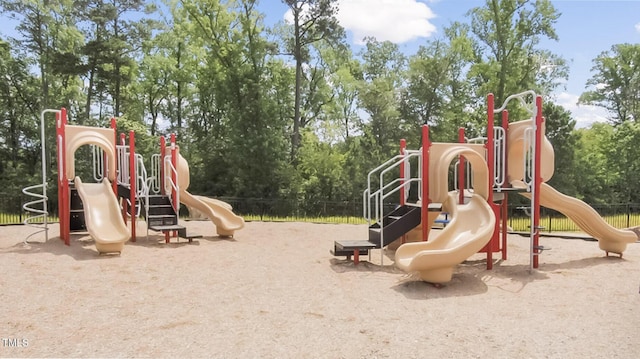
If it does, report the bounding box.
[260,0,640,128]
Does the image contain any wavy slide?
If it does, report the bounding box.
[174,153,244,237]
[395,193,496,284]
[74,177,130,253]
[527,183,637,255]
[180,190,244,237]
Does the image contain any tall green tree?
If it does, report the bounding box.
[358,38,406,159]
[579,43,640,125]
[467,0,567,107]
[543,102,577,196]
[180,0,291,198]
[400,23,477,143]
[75,0,152,122]
[281,0,344,163]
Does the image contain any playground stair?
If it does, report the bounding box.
[332,205,421,263]
[139,194,202,243]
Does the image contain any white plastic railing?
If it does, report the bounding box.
[493,126,506,188]
[524,127,535,189]
[115,145,127,184]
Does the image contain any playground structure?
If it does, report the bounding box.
[332,91,637,283]
[22,108,244,254]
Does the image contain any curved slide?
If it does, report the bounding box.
[174,152,244,237]
[528,183,637,255]
[74,177,130,253]
[395,193,496,284]
[180,190,244,237]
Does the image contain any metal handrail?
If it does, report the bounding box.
[374,152,422,264]
[363,152,421,223]
[493,90,537,115]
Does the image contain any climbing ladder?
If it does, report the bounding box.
[21,110,59,243]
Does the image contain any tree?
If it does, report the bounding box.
[573,124,617,204]
[400,23,477,143]
[467,0,567,107]
[75,0,152,122]
[281,0,344,163]
[180,0,291,198]
[543,102,578,196]
[579,43,640,125]
[357,38,406,159]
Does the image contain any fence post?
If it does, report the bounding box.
[627,204,630,228]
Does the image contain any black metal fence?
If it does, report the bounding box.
[3,192,640,231]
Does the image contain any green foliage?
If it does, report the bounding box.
[3,0,640,220]
[543,102,578,196]
[579,43,640,124]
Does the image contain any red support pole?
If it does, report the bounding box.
[110,118,118,195]
[421,125,430,241]
[129,130,136,242]
[399,139,406,206]
[170,134,178,213]
[457,128,465,205]
[160,137,166,195]
[533,96,543,268]
[56,109,69,245]
[399,139,407,244]
[485,95,495,269]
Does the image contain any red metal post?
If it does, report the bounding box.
[399,139,406,206]
[56,109,69,245]
[484,95,495,269]
[110,118,118,195]
[533,96,543,268]
[457,128,465,205]
[170,134,178,213]
[129,130,136,242]
[421,125,430,241]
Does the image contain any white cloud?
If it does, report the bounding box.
[636,22,640,33]
[284,0,437,45]
[338,0,437,44]
[556,92,609,129]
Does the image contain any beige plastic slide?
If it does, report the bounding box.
[180,191,244,237]
[395,144,495,283]
[395,192,496,284]
[527,183,637,255]
[74,177,130,253]
[174,152,244,237]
